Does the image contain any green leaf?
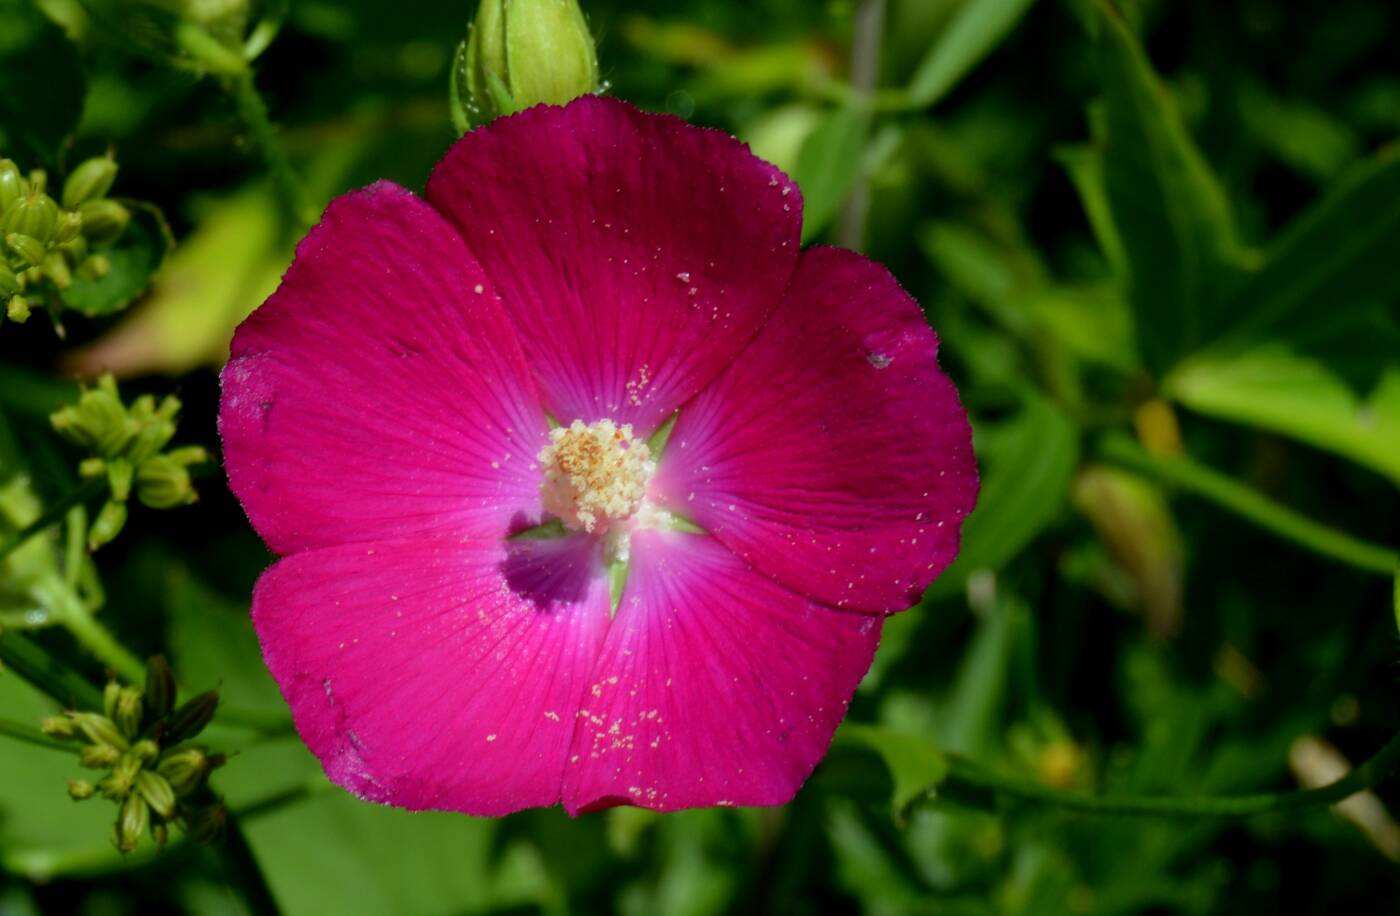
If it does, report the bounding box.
[906,0,1039,108]
[1166,346,1400,486]
[1220,148,1400,344]
[0,675,114,880]
[1393,570,1399,637]
[793,106,868,243]
[0,2,85,165]
[1054,143,1126,275]
[834,723,949,818]
[221,743,513,916]
[929,394,1079,597]
[58,202,172,317]
[1094,3,1242,374]
[164,563,284,713]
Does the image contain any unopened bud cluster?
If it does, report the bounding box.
[50,375,208,549]
[1,153,129,326]
[43,656,228,853]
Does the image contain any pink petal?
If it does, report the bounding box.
[220,182,548,555]
[425,97,803,435]
[652,247,978,613]
[561,530,882,813]
[252,534,613,815]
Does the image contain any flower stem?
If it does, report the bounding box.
[836,0,886,251]
[941,728,1400,817]
[0,478,106,563]
[0,630,103,710]
[1099,435,1398,576]
[59,599,145,683]
[0,716,76,753]
[226,69,318,232]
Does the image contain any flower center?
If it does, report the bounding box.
[538,419,654,534]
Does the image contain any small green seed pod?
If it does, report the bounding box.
[62,156,119,209]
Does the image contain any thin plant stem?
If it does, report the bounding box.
[836,0,886,251]
[0,478,106,563]
[940,728,1400,817]
[0,630,103,709]
[59,599,146,683]
[227,69,318,232]
[1099,435,1398,575]
[0,716,77,753]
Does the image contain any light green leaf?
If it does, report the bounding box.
[835,723,949,818]
[793,106,868,243]
[906,0,1039,108]
[0,675,114,879]
[1094,3,1242,374]
[929,394,1079,597]
[1221,147,1400,343]
[1166,346,1400,485]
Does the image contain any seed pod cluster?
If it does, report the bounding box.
[43,656,229,854]
[0,153,129,327]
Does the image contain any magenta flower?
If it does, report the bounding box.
[219,97,977,815]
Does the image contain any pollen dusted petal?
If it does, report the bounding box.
[651,247,978,613]
[561,530,882,814]
[220,182,548,554]
[426,96,803,434]
[252,534,612,816]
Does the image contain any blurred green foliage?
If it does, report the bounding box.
[0,0,1397,913]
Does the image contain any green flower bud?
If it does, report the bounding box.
[101,752,143,798]
[104,680,122,719]
[68,778,96,800]
[0,160,24,212]
[144,656,177,720]
[107,458,134,502]
[135,770,176,818]
[0,261,19,297]
[116,793,149,852]
[70,712,128,751]
[5,295,30,323]
[132,738,160,762]
[156,746,209,796]
[165,691,219,743]
[4,192,60,243]
[126,418,177,465]
[62,157,119,209]
[7,232,46,266]
[454,0,599,132]
[115,686,144,739]
[51,377,136,456]
[136,454,197,508]
[54,210,83,244]
[27,169,47,195]
[81,743,122,769]
[88,500,129,550]
[41,715,78,739]
[42,250,72,290]
[6,295,31,323]
[78,253,110,280]
[78,199,130,245]
[152,822,168,847]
